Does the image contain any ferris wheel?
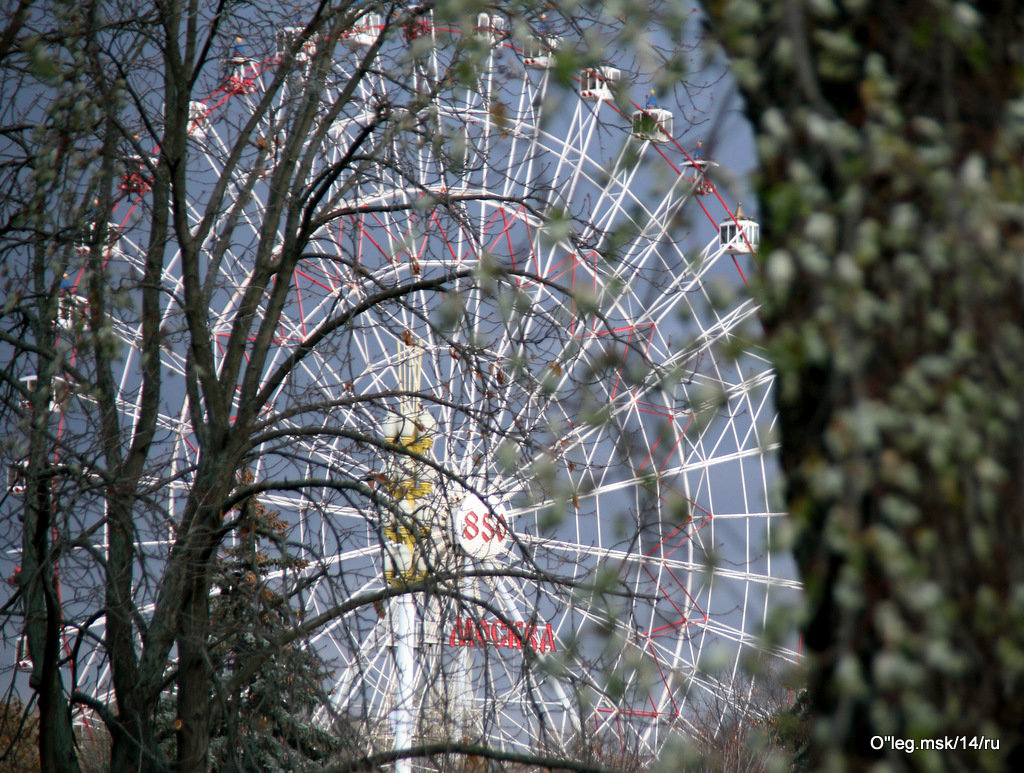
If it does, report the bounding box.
[44,4,800,766]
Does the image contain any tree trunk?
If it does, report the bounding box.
[176,569,213,773]
[21,197,82,772]
[710,0,1024,768]
[22,458,81,773]
[174,479,229,772]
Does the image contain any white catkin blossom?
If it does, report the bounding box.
[803,211,836,250]
[766,248,795,290]
[836,653,868,696]
[762,107,791,141]
[873,651,924,691]
[952,1,983,29]
[834,254,861,285]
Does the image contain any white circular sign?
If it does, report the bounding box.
[453,494,510,560]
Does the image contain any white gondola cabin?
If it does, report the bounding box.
[341,12,381,47]
[187,101,209,137]
[15,634,31,670]
[682,141,716,195]
[57,284,87,332]
[7,461,27,497]
[277,24,321,63]
[719,204,760,255]
[18,374,37,411]
[75,221,122,257]
[18,373,68,413]
[523,34,558,68]
[523,14,558,69]
[224,37,258,94]
[579,67,620,102]
[276,25,303,60]
[631,94,673,143]
[403,4,433,41]
[475,14,509,46]
[118,154,151,195]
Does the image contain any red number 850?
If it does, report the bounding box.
[462,510,507,543]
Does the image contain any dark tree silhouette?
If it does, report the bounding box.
[709,1,1024,769]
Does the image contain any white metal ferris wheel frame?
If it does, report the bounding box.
[34,7,803,766]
